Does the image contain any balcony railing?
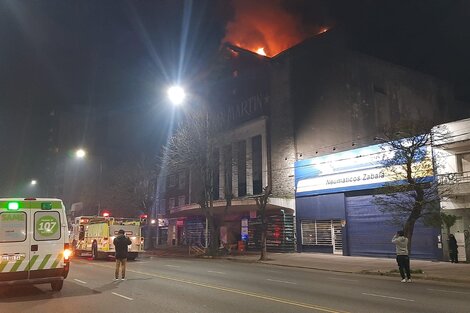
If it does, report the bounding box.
[437,171,470,185]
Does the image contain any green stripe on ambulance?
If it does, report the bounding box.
[0,254,63,273]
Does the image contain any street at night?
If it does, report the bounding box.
[1,1,470,312]
[1,255,469,313]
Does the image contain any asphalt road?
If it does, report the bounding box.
[1,255,469,313]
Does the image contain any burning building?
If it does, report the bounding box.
[160,23,462,259]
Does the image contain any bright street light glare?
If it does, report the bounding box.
[167,86,186,105]
[31,180,37,185]
[75,148,86,159]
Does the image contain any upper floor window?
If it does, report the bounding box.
[178,172,186,189]
[457,153,470,173]
[169,198,175,209]
[168,175,177,188]
[178,195,186,206]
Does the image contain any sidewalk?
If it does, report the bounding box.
[226,252,470,284]
[143,248,470,284]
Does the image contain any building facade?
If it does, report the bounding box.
[433,118,470,261]
[160,31,464,258]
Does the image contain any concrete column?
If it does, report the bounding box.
[218,147,225,200]
[261,133,268,189]
[246,138,253,195]
[232,142,239,198]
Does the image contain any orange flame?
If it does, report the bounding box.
[256,47,266,56]
[223,0,328,57]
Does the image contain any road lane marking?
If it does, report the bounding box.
[73,279,87,284]
[81,260,350,313]
[207,270,225,274]
[328,277,359,282]
[362,293,414,302]
[165,265,181,268]
[112,292,134,301]
[428,288,470,295]
[266,278,297,285]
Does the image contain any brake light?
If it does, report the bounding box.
[63,243,72,261]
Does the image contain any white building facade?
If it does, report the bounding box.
[433,118,470,262]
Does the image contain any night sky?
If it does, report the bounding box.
[1,0,469,197]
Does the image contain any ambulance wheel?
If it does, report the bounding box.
[92,243,98,260]
[51,280,63,291]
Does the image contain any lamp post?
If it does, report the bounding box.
[167,85,212,249]
[75,148,103,215]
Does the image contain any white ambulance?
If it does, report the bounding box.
[0,198,71,291]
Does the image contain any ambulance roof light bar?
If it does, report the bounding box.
[7,202,20,210]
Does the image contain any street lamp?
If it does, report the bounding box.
[167,85,186,105]
[75,148,86,159]
[30,179,37,186]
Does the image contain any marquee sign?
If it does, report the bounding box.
[295,143,432,197]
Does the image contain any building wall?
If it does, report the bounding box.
[287,40,454,160]
[433,118,470,261]
[269,55,296,200]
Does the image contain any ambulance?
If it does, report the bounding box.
[0,198,71,291]
[71,215,143,260]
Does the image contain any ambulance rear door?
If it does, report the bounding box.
[29,200,65,280]
[0,199,31,282]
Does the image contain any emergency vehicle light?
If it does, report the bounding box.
[41,202,52,210]
[7,202,19,210]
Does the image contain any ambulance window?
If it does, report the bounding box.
[0,212,27,242]
[34,211,61,241]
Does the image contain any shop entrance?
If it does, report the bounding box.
[300,219,343,254]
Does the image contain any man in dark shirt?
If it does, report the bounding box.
[113,229,132,280]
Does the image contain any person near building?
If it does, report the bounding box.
[448,234,459,263]
[392,230,412,283]
[113,229,132,281]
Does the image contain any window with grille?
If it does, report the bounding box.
[301,220,333,246]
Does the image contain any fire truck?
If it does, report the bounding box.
[70,215,144,260]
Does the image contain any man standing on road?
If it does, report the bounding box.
[113,229,132,281]
[392,230,412,283]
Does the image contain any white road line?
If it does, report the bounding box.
[73,279,87,284]
[112,292,134,301]
[328,277,359,282]
[165,265,181,268]
[207,270,225,274]
[428,288,470,295]
[266,278,297,285]
[362,293,414,302]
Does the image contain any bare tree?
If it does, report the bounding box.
[162,110,222,255]
[253,186,272,261]
[373,120,449,252]
[80,154,157,217]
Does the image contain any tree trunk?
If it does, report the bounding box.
[260,225,268,261]
[259,213,268,261]
[404,187,424,253]
[207,215,219,256]
[404,218,416,253]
